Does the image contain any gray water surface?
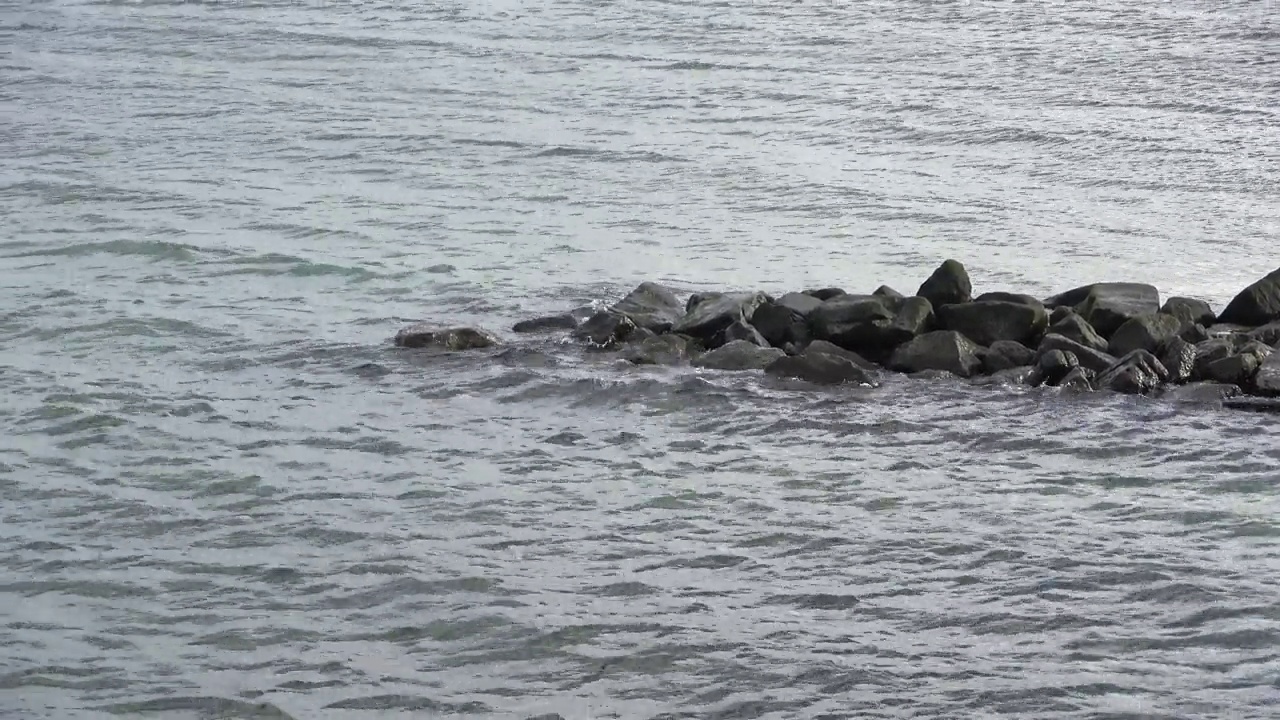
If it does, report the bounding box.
[3,0,1280,717]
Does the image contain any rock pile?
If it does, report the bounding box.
[395,261,1280,405]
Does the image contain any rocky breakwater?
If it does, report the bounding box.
[393,262,1280,410]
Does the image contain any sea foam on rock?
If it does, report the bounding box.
[430,261,1280,410]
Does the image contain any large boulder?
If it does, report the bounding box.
[1058,367,1096,392]
[1180,323,1211,344]
[1046,312,1108,352]
[394,325,499,350]
[1037,334,1117,374]
[1158,336,1197,384]
[937,300,1047,347]
[888,330,983,378]
[1192,337,1238,378]
[873,285,904,299]
[710,318,770,349]
[1035,349,1079,386]
[765,350,880,386]
[625,335,697,365]
[673,292,769,344]
[1160,297,1216,328]
[1204,353,1263,386]
[1218,267,1280,326]
[750,292,823,349]
[800,340,880,373]
[691,340,785,371]
[1253,352,1280,396]
[610,282,684,333]
[983,340,1036,374]
[810,295,933,360]
[686,291,721,313]
[1107,313,1185,357]
[1246,321,1280,348]
[975,291,1043,307]
[915,260,972,308]
[1045,283,1160,338]
[573,311,638,347]
[512,314,578,333]
[1096,350,1168,394]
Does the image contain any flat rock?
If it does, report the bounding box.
[1047,312,1108,352]
[1159,381,1241,404]
[775,292,825,316]
[937,300,1048,346]
[888,330,983,378]
[394,324,499,350]
[1218,267,1280,326]
[983,340,1036,374]
[1108,313,1185,357]
[673,292,769,342]
[1097,349,1168,395]
[916,259,972,308]
[611,282,685,333]
[1160,297,1216,328]
[625,335,696,366]
[691,340,785,371]
[573,311,637,347]
[975,291,1044,307]
[1045,283,1161,338]
[765,351,880,386]
[513,314,578,333]
[1038,333,1117,374]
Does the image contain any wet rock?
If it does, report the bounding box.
[811,295,932,360]
[972,366,1036,387]
[1096,349,1168,395]
[1045,283,1160,337]
[804,287,846,301]
[1160,297,1216,328]
[1180,323,1211,344]
[910,369,957,381]
[1037,349,1079,386]
[1252,351,1280,396]
[1193,337,1237,378]
[1158,336,1196,384]
[1205,340,1274,385]
[937,300,1048,347]
[1246,321,1280,348]
[1108,313,1184,357]
[982,340,1036,374]
[888,330,983,378]
[512,313,578,333]
[915,259,972,308]
[1159,381,1241,404]
[1058,367,1095,392]
[625,335,696,365]
[975,291,1044,307]
[800,340,880,373]
[573,311,637,348]
[1218,266,1280,326]
[1223,397,1280,413]
[1046,312,1108,353]
[611,281,684,333]
[426,263,456,274]
[673,292,769,343]
[1037,333,1117,374]
[686,291,722,313]
[394,324,499,350]
[691,340,785,371]
[710,318,770,349]
[765,350,880,386]
[1049,306,1076,325]
[750,293,822,348]
[873,285,904,299]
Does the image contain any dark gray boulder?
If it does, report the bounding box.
[975,291,1044,307]
[765,350,880,386]
[937,300,1048,347]
[1038,334,1117,374]
[1159,382,1242,404]
[691,340,785,371]
[775,292,824,316]
[710,318,770,349]
[1049,306,1076,325]
[673,292,769,343]
[983,340,1036,374]
[873,285,904,299]
[800,340,880,373]
[1180,323,1211,344]
[1223,397,1280,413]
[1158,336,1197,384]
[1096,350,1168,395]
[750,292,823,349]
[1246,321,1280,348]
[1193,337,1238,378]
[625,335,697,365]
[810,295,933,360]
[1252,352,1280,396]
[972,366,1036,387]
[1037,349,1079,386]
[888,330,983,378]
[1108,313,1185,357]
[1047,312,1108,352]
[513,314,578,333]
[915,259,972,308]
[1160,297,1216,328]
[686,291,722,313]
[395,325,499,350]
[804,287,846,301]
[1045,283,1161,338]
[1218,267,1280,326]
[1058,367,1095,392]
[1204,352,1263,386]
[611,282,684,333]
[573,311,638,348]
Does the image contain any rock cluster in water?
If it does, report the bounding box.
[394,261,1280,409]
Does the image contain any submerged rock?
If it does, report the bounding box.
[512,314,578,333]
[1046,283,1160,338]
[674,292,770,344]
[937,299,1048,347]
[573,311,637,348]
[1218,267,1280,326]
[692,340,785,371]
[1159,381,1241,404]
[801,340,881,373]
[916,259,972,308]
[394,325,499,350]
[611,281,685,333]
[1108,313,1184,357]
[1058,366,1095,392]
[888,330,983,378]
[1160,297,1216,328]
[765,350,880,386]
[625,335,697,365]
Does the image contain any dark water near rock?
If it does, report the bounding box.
[3,0,1280,717]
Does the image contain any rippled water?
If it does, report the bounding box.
[3,0,1280,717]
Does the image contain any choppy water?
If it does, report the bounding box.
[3,0,1280,717]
